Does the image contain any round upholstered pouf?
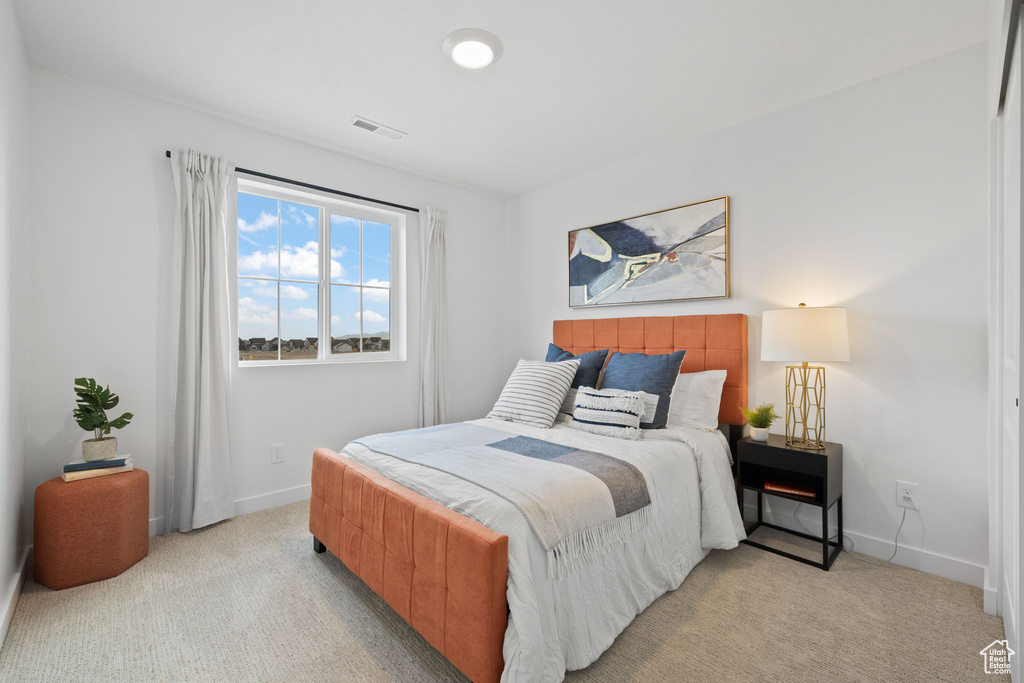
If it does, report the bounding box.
[33,469,149,590]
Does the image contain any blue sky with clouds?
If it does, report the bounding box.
[237,192,391,343]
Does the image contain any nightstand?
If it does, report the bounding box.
[736,434,843,570]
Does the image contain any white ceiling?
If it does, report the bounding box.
[14,0,987,197]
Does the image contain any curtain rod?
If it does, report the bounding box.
[164,150,419,213]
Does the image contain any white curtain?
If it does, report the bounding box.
[167,149,236,533]
[418,207,449,427]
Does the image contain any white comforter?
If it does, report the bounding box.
[342,417,746,683]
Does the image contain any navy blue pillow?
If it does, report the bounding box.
[545,344,609,389]
[600,350,686,429]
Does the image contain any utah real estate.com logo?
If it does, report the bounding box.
[980,640,1014,675]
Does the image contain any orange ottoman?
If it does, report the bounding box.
[34,468,149,590]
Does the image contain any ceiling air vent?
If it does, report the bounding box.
[348,116,406,141]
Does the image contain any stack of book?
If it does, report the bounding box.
[61,455,133,482]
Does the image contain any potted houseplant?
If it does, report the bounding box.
[741,403,779,442]
[73,378,134,461]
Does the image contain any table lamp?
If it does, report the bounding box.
[761,303,849,449]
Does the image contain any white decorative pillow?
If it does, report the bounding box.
[569,387,647,440]
[488,358,581,429]
[583,386,658,425]
[666,370,727,431]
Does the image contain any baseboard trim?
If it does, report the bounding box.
[743,502,986,589]
[147,485,313,537]
[984,566,1001,616]
[0,546,30,648]
[233,484,312,517]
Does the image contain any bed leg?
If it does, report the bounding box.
[313,536,326,554]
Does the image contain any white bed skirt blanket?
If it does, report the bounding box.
[343,418,746,683]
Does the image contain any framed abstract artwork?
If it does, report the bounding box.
[568,195,729,307]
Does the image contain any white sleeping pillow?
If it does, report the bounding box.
[488,358,581,429]
[559,387,579,416]
[666,370,727,431]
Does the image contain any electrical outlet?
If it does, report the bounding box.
[896,480,920,510]
[271,442,285,464]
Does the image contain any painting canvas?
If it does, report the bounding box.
[568,196,729,307]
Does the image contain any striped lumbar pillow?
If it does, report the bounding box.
[488,358,581,429]
[569,387,647,440]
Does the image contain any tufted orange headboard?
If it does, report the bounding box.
[553,314,748,426]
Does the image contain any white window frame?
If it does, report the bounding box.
[234,177,407,367]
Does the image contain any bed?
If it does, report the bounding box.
[309,314,748,682]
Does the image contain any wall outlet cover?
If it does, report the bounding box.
[271,442,285,464]
[896,480,920,510]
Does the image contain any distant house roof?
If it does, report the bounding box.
[250,338,267,344]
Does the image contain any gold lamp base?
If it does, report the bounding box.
[784,362,826,449]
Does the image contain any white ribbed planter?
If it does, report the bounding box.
[750,427,770,442]
[82,436,117,462]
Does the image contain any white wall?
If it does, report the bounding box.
[502,45,990,586]
[26,68,506,534]
[0,0,30,643]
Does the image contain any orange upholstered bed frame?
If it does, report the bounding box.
[309,313,747,683]
[553,313,748,425]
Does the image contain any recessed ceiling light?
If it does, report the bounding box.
[443,29,503,69]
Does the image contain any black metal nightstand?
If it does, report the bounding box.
[736,434,843,570]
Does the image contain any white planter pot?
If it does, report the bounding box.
[82,436,117,462]
[750,427,770,442]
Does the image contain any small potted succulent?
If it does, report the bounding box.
[73,378,134,461]
[741,403,779,442]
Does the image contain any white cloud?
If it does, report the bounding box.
[251,283,310,300]
[282,307,317,320]
[285,204,317,228]
[238,241,344,281]
[331,315,340,325]
[238,297,274,325]
[330,247,347,258]
[283,284,310,300]
[356,310,387,325]
[362,280,390,302]
[238,250,276,273]
[238,211,277,233]
[282,241,320,280]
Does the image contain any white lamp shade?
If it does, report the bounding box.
[761,306,849,362]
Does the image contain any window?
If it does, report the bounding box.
[235,180,403,365]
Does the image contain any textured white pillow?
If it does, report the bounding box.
[666,370,727,431]
[584,387,658,425]
[488,358,580,429]
[570,387,646,440]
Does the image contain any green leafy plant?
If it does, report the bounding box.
[740,403,779,429]
[73,378,133,440]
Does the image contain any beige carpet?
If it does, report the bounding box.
[0,501,1002,682]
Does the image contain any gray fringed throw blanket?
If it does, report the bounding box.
[354,423,652,578]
